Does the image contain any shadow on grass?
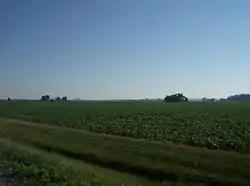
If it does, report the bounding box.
[26,140,239,186]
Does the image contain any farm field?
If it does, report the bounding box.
[1,100,250,185]
[1,101,250,152]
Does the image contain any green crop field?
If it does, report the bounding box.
[1,100,250,185]
[1,101,250,152]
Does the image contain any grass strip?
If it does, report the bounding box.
[0,118,249,185]
[0,139,93,186]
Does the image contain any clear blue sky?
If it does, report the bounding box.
[1,0,250,100]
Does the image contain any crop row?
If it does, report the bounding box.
[1,101,250,152]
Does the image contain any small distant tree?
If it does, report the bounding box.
[7,98,11,101]
[164,93,188,103]
[62,96,67,101]
[202,97,206,101]
[55,97,61,101]
[40,95,50,101]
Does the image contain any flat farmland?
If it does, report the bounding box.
[1,100,250,185]
[1,101,250,152]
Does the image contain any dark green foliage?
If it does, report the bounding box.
[55,97,61,101]
[164,93,188,102]
[40,95,50,102]
[228,94,250,101]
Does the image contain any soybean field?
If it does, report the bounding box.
[1,100,250,185]
[1,101,250,152]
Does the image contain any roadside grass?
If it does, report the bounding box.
[0,139,91,186]
[0,139,163,186]
[0,118,250,185]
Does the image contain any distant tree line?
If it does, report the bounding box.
[164,93,188,103]
[202,97,215,101]
[227,94,250,101]
[6,93,250,103]
[40,95,67,102]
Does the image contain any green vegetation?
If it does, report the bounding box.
[1,100,250,185]
[0,139,90,186]
[164,93,188,102]
[1,118,250,185]
[1,101,250,152]
[0,134,157,186]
